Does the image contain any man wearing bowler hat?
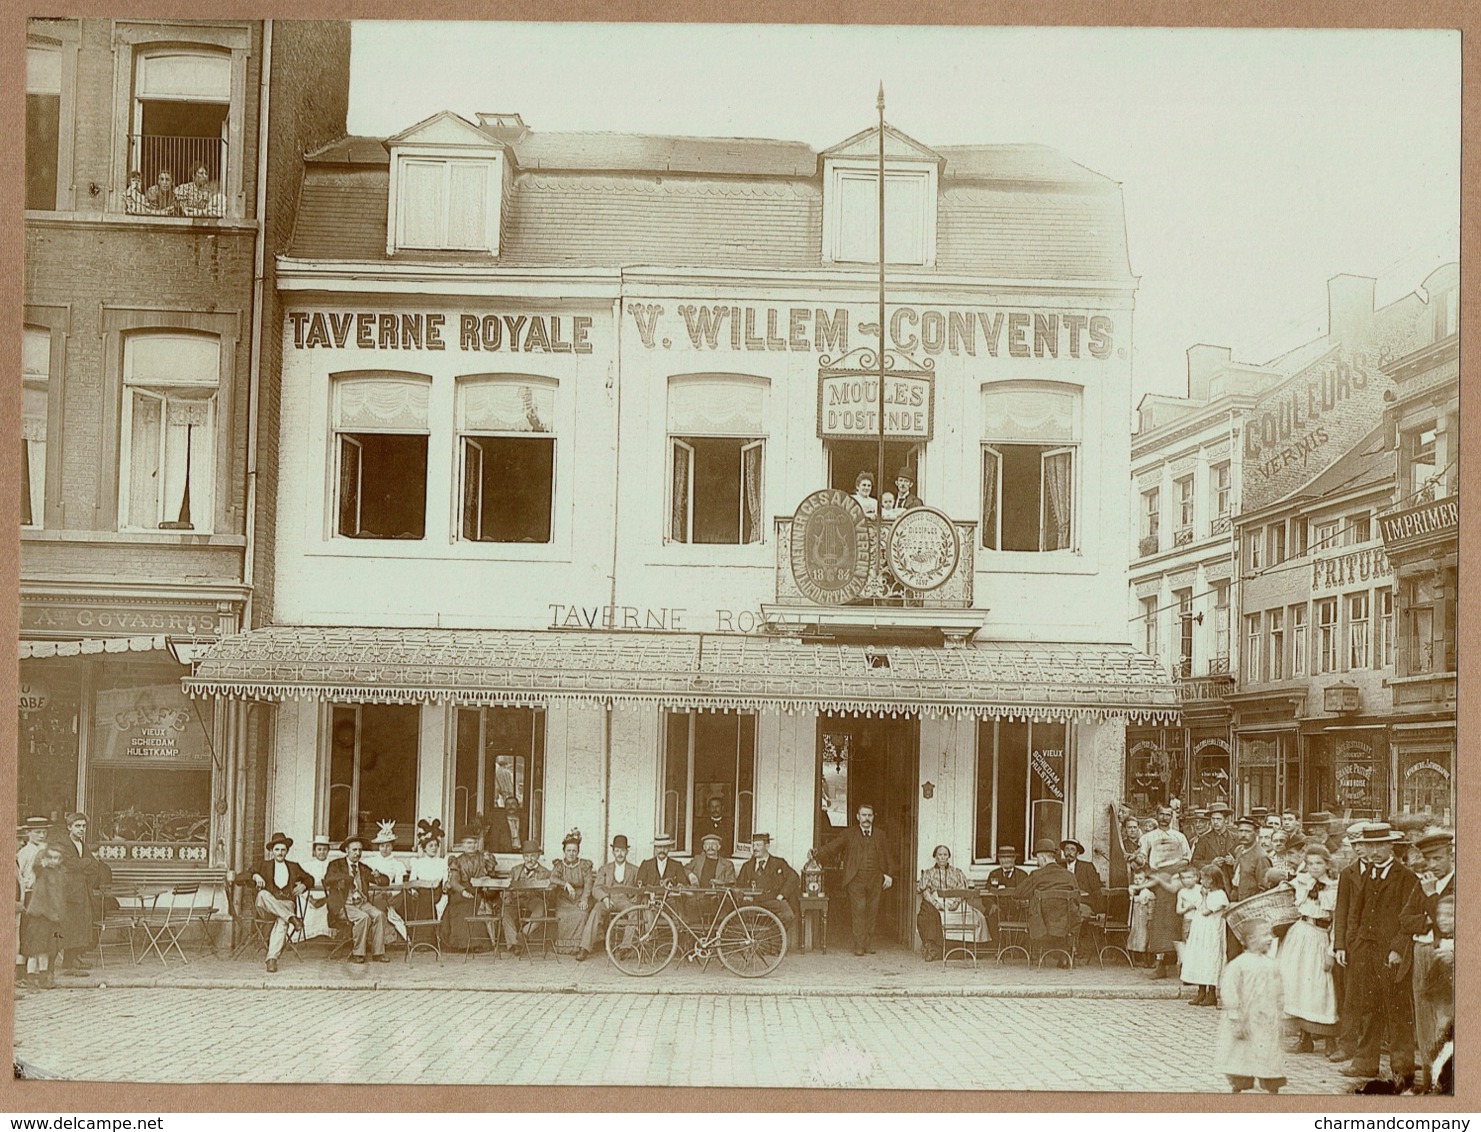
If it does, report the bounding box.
[810,804,896,956]
[1335,822,1426,1088]
[1012,839,1083,966]
[323,834,389,963]
[1192,801,1237,871]
[576,834,639,960]
[892,468,923,511]
[736,832,798,942]
[247,832,312,972]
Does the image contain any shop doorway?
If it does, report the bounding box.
[815,712,919,946]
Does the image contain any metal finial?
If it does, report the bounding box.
[877,83,885,112]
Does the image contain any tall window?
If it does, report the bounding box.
[1267,607,1285,681]
[1291,604,1308,676]
[1212,582,1231,669]
[661,712,755,855]
[1174,476,1194,541]
[129,49,231,217]
[1245,613,1263,683]
[1315,597,1339,674]
[1141,596,1159,658]
[1347,592,1371,669]
[397,159,495,251]
[1313,520,1340,552]
[982,385,1079,552]
[1139,488,1160,554]
[22,327,49,528]
[1346,513,1371,545]
[975,719,1069,861]
[1176,589,1194,676]
[667,376,766,545]
[1400,575,1439,675]
[457,376,555,544]
[119,332,218,532]
[1403,426,1439,502]
[333,373,429,540]
[328,704,420,850]
[453,707,545,852]
[1267,522,1287,566]
[1245,528,1263,572]
[1376,588,1395,668]
[1291,516,1309,558]
[1211,461,1231,521]
[26,44,61,211]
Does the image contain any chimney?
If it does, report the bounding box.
[475,112,530,143]
[1327,274,1376,346]
[1186,344,1231,401]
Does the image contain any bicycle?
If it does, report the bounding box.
[604,884,788,978]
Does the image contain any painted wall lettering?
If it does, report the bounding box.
[289,310,593,354]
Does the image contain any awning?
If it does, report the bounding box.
[21,635,172,660]
[183,627,1179,723]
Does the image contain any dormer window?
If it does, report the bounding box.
[386,111,509,257]
[821,125,940,267]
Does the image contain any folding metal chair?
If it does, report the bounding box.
[1097,887,1135,968]
[95,886,145,968]
[398,884,443,962]
[1029,894,1077,970]
[137,885,207,966]
[512,886,560,960]
[993,895,1031,964]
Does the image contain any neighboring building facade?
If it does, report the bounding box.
[20,19,349,876]
[185,112,1176,947]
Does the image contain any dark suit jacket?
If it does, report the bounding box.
[736,855,798,902]
[1332,860,1363,953]
[247,858,312,902]
[984,866,1027,892]
[322,857,386,920]
[814,826,897,888]
[688,855,738,888]
[1344,858,1426,958]
[635,856,688,888]
[52,833,101,947]
[1066,858,1104,913]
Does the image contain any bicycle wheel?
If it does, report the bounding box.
[605,904,678,976]
[715,905,787,977]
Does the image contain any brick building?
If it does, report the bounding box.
[184,111,1177,948]
[20,19,349,883]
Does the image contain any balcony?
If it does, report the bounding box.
[1212,514,1231,535]
[125,136,228,218]
[1138,534,1160,557]
[1173,527,1194,547]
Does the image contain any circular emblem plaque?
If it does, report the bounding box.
[886,507,959,592]
[790,489,872,605]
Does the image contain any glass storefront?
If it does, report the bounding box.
[18,660,81,820]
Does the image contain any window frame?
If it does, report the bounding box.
[664,375,768,548]
[1175,588,1194,675]
[1174,475,1195,539]
[1212,582,1231,667]
[450,705,546,852]
[323,703,423,851]
[24,22,79,213]
[1291,603,1308,676]
[21,320,64,530]
[823,161,938,267]
[329,371,433,542]
[660,710,757,855]
[1141,596,1159,658]
[1211,461,1231,520]
[1267,607,1286,681]
[1267,522,1287,566]
[980,382,1081,555]
[1376,587,1395,669]
[1315,597,1339,674]
[454,374,558,546]
[1245,612,1263,684]
[394,156,499,253]
[1347,591,1371,670]
[973,718,1073,864]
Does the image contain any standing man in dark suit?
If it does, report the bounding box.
[697,798,733,859]
[1335,822,1426,1088]
[246,831,312,973]
[323,834,389,964]
[1329,820,1373,1063]
[53,812,101,975]
[735,832,798,941]
[636,835,688,889]
[811,804,896,956]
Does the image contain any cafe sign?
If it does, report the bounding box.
[91,684,211,765]
[817,373,934,441]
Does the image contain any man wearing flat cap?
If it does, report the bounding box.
[636,834,689,889]
[688,831,737,889]
[1228,816,1273,904]
[323,834,389,963]
[577,834,640,960]
[247,832,312,972]
[811,805,896,956]
[736,832,799,942]
[16,817,50,899]
[1409,829,1455,1086]
[1191,802,1237,873]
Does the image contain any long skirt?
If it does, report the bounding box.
[553,896,587,948]
[1181,910,1226,986]
[1278,919,1338,1028]
[1128,900,1150,952]
[441,890,493,950]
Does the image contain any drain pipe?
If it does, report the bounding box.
[601,284,626,850]
[242,18,272,632]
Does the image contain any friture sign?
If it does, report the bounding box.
[789,490,873,605]
[1379,495,1458,551]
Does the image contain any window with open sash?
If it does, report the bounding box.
[1245,613,1263,684]
[666,376,766,545]
[1141,596,1159,658]
[1291,603,1308,675]
[981,385,1079,552]
[1211,461,1231,521]
[333,373,429,540]
[661,711,756,856]
[1176,589,1194,675]
[1347,592,1371,670]
[974,719,1070,862]
[457,376,555,544]
[1174,476,1194,540]
[128,49,231,217]
[1212,582,1231,669]
[1267,607,1285,681]
[396,158,495,251]
[1375,588,1395,668]
[1316,597,1339,674]
[119,332,218,532]
[22,327,49,528]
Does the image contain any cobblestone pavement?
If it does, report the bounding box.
[14,987,1355,1092]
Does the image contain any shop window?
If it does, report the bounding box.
[333,372,429,540]
[666,375,766,545]
[1174,476,1194,542]
[1190,741,1231,810]
[1138,488,1160,555]
[1141,596,1159,658]
[661,711,756,855]
[1235,736,1279,816]
[328,704,420,850]
[981,385,1079,552]
[1375,588,1395,668]
[1267,607,1285,681]
[452,707,545,853]
[1175,589,1194,676]
[1330,737,1385,820]
[119,331,218,532]
[18,662,80,820]
[89,673,212,851]
[825,166,935,266]
[396,158,496,251]
[1347,592,1371,669]
[26,43,61,211]
[1211,461,1231,522]
[1291,604,1308,676]
[1315,597,1338,674]
[1267,522,1286,566]
[457,375,556,544]
[1211,582,1230,671]
[1398,747,1453,825]
[974,719,1068,861]
[1244,613,1262,684]
[127,49,231,218]
[22,327,50,528]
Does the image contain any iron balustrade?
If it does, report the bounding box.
[126,135,228,217]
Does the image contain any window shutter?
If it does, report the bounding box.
[398,161,446,248]
[670,439,694,543]
[446,162,489,249]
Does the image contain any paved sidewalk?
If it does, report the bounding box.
[54,940,1190,997]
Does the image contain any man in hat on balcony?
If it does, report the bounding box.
[737,832,799,942]
[1334,822,1425,1088]
[576,833,640,960]
[892,468,923,511]
[247,832,312,973]
[323,834,389,964]
[811,804,896,956]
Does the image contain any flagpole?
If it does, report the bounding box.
[875,83,887,580]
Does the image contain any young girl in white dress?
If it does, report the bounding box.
[1181,864,1229,1005]
[1278,843,1339,1054]
[1174,864,1200,965]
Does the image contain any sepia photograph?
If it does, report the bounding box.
[12,16,1461,1099]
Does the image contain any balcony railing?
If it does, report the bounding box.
[1212,514,1231,535]
[125,136,227,217]
[1138,534,1160,557]
[773,514,976,609]
[1174,527,1194,547]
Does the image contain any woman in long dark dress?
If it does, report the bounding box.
[442,831,497,951]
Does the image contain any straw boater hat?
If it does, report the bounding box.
[653,834,676,848]
[372,819,397,845]
[1352,822,1405,844]
[311,834,332,849]
[1060,839,1086,855]
[1208,801,1232,816]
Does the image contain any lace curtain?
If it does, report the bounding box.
[1042,450,1072,550]
[742,443,763,544]
[336,376,430,431]
[668,377,766,435]
[982,387,1077,442]
[981,450,999,549]
[458,378,554,433]
[128,392,214,529]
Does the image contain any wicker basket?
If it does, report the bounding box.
[1225,885,1299,947]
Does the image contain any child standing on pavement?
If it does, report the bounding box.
[1216,920,1286,1093]
[1128,867,1152,962]
[1174,864,1200,965]
[1181,865,1229,1006]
